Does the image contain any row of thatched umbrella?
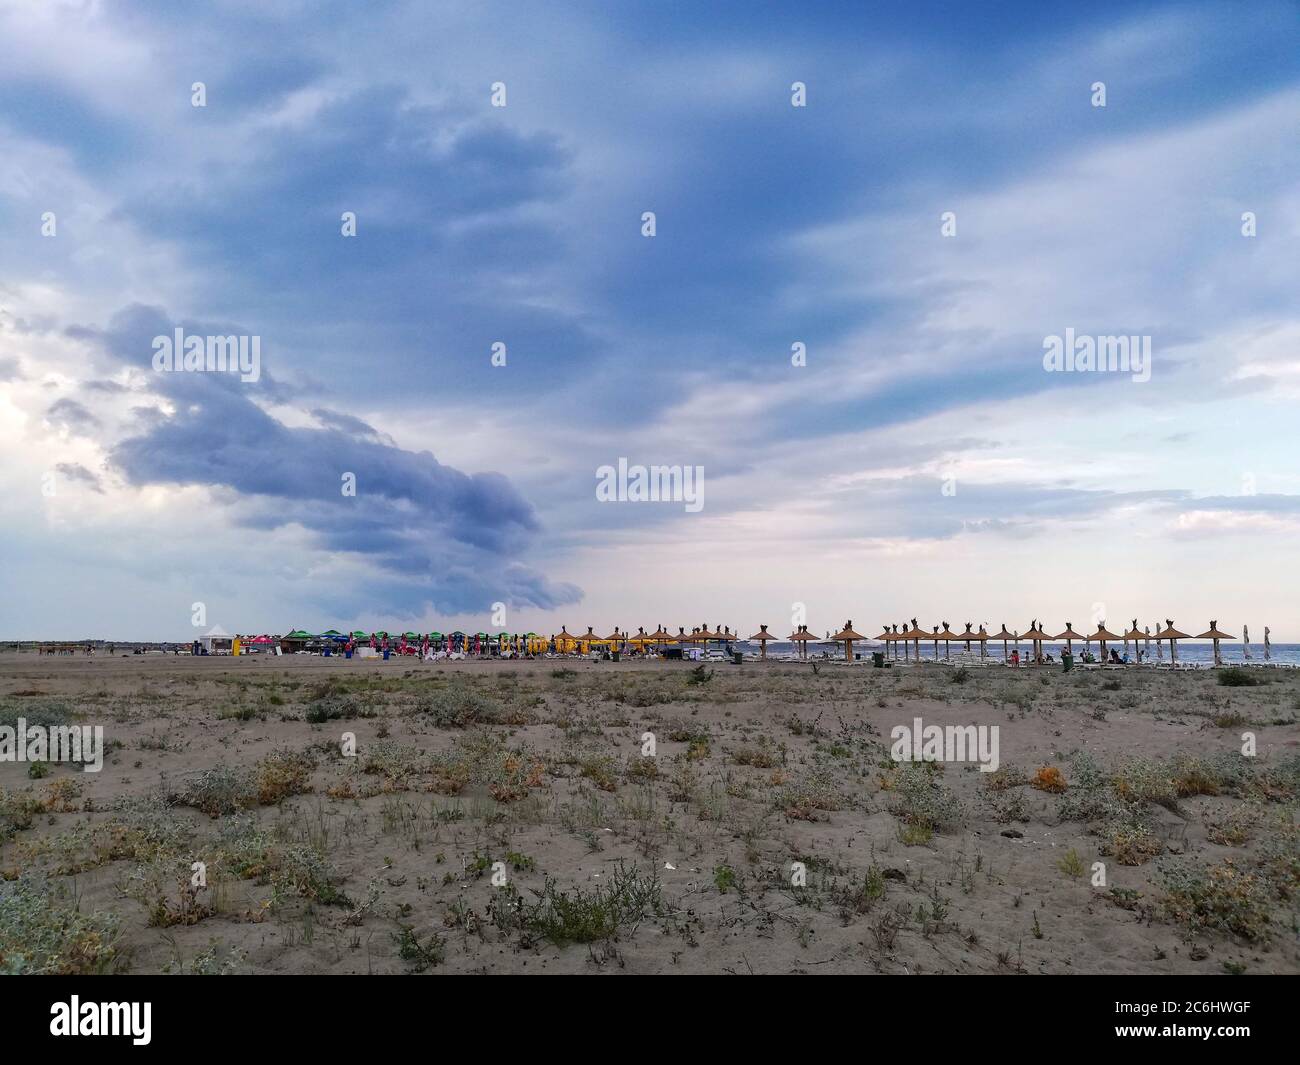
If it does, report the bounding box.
[547,618,1243,666]
[861,618,1239,665]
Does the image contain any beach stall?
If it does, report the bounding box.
[199,629,234,655]
[282,629,312,653]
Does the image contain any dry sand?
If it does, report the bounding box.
[1,651,1297,974]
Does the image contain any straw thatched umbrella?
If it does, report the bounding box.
[1264,626,1271,661]
[938,621,961,660]
[1122,620,1145,662]
[1197,621,1234,667]
[991,624,1016,663]
[1056,622,1085,654]
[648,625,672,654]
[904,619,927,661]
[579,627,601,652]
[1154,620,1191,665]
[1088,621,1122,662]
[962,622,977,653]
[697,624,721,650]
[749,624,775,660]
[1022,620,1053,663]
[873,626,895,661]
[1151,623,1162,662]
[829,620,866,662]
[788,624,815,660]
[976,624,990,660]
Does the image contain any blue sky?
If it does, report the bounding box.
[1,0,1298,640]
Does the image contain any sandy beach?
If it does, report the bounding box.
[2,652,1296,975]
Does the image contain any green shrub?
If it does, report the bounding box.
[416,686,501,728]
[488,862,663,945]
[1217,667,1259,688]
[890,764,964,831]
[0,876,121,974]
[171,766,256,818]
[1159,860,1272,942]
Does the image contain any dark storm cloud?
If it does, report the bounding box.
[83,305,581,614]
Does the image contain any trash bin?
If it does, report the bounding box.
[344,649,353,659]
[382,649,390,660]
[732,651,743,664]
[1061,651,1073,673]
[611,651,621,662]
[872,652,885,668]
